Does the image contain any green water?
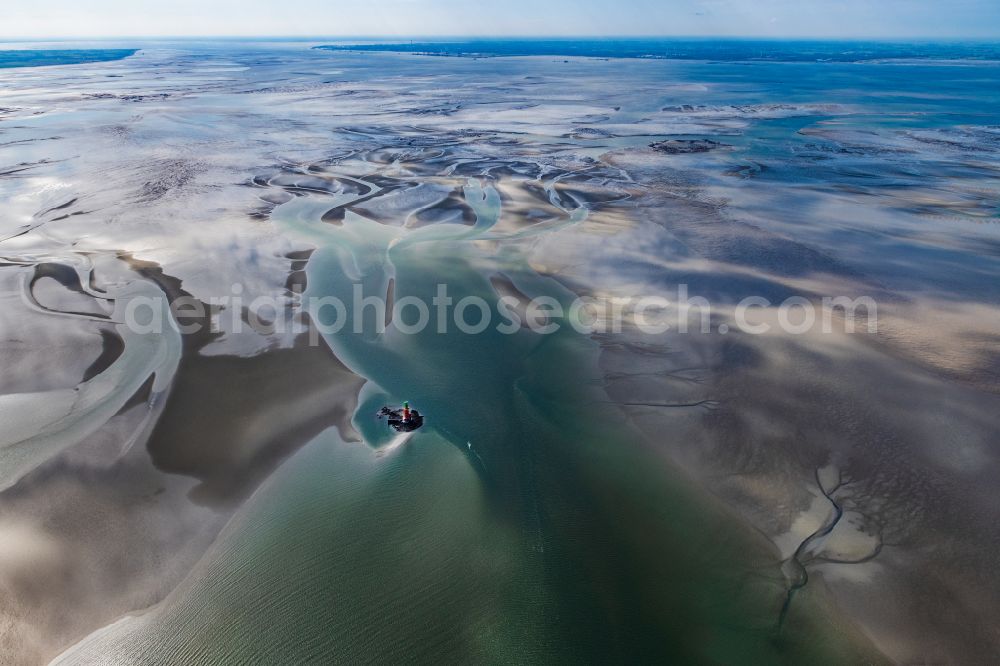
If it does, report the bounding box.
[57,176,884,664]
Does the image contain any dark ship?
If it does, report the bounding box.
[377,401,424,432]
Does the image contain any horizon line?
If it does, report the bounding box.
[3,34,1000,43]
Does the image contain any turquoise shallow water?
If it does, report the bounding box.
[55,167,886,663]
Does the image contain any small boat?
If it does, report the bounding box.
[377,401,424,432]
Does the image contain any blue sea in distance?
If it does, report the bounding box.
[317,38,1000,62]
[3,40,997,67]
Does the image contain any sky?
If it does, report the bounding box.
[1,0,999,39]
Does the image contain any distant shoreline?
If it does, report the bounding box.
[0,49,137,69]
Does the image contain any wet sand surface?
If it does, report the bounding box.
[0,41,998,664]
